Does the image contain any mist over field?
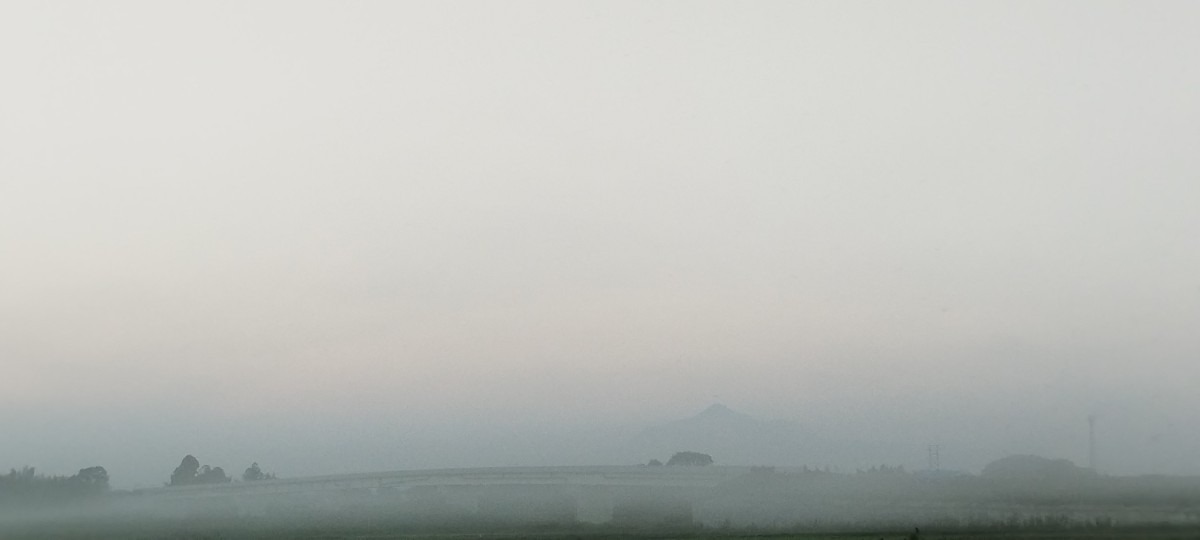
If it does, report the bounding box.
[1,4,1198,536]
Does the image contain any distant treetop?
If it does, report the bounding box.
[982,454,1094,481]
[666,451,713,466]
[169,455,230,486]
[242,462,277,482]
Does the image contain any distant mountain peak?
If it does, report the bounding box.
[697,403,737,418]
[630,404,811,466]
[692,403,755,423]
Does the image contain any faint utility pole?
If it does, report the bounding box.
[927,444,941,471]
[1088,414,1097,472]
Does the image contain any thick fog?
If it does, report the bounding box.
[1,2,1198,489]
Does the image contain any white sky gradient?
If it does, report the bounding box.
[1,1,1198,487]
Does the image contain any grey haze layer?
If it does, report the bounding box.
[1,2,1197,488]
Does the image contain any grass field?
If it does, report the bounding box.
[4,522,1200,540]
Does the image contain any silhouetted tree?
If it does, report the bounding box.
[170,455,200,486]
[666,451,713,466]
[243,462,264,481]
[647,459,663,467]
[197,465,230,484]
[73,466,109,494]
[242,462,276,481]
[170,455,230,486]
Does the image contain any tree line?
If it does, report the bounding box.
[0,454,277,505]
[169,455,276,486]
[0,466,109,506]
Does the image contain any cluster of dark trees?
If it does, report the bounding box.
[242,462,277,482]
[646,451,714,467]
[169,455,276,486]
[0,466,109,506]
[169,455,229,486]
[0,455,276,500]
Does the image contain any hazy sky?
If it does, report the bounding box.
[2,2,1198,487]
